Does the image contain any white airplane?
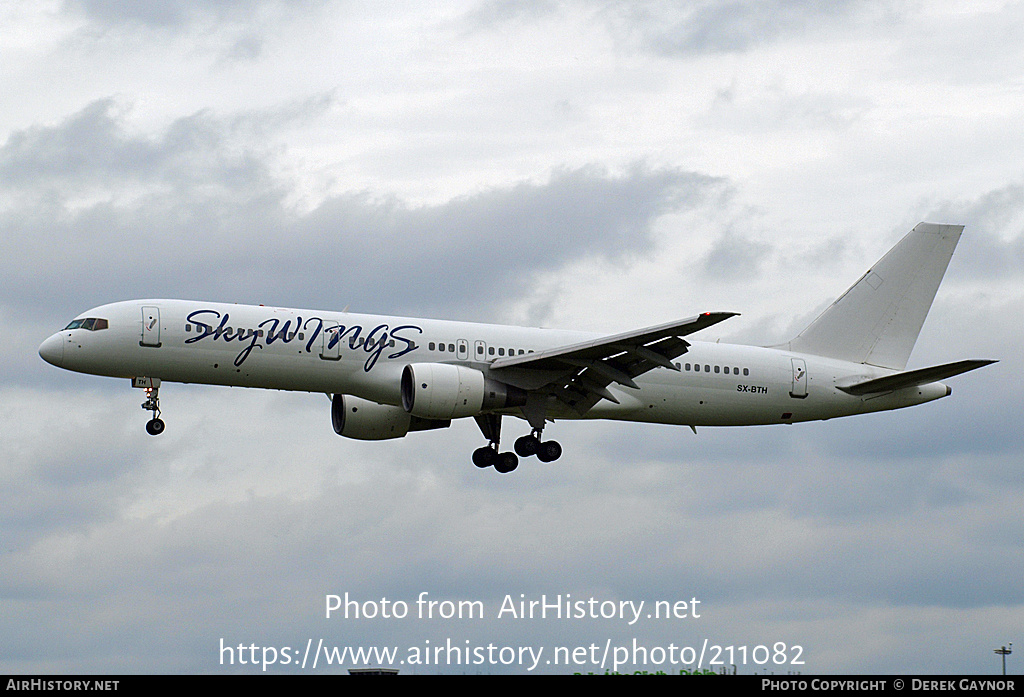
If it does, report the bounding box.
[39,222,994,473]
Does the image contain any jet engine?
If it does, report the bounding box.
[332,394,449,440]
[401,363,527,420]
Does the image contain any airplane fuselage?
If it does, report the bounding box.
[38,298,949,430]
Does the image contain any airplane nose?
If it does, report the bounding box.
[39,333,64,367]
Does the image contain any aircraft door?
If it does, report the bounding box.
[474,340,487,362]
[790,358,808,398]
[141,306,161,347]
[457,339,469,361]
[321,326,341,360]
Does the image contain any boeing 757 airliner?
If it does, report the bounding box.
[39,223,995,473]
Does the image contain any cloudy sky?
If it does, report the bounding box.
[2,0,1021,675]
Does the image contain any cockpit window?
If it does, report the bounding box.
[63,318,108,331]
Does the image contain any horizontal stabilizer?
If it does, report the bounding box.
[836,359,997,395]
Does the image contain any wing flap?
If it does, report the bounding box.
[490,312,738,414]
[490,312,737,371]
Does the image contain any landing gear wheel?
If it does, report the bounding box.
[146,418,165,436]
[536,440,562,463]
[472,446,496,468]
[514,434,540,457]
[471,415,521,474]
[494,452,519,474]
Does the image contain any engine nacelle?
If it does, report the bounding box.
[401,363,527,420]
[332,394,449,440]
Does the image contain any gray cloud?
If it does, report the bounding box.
[1,100,724,328]
[65,0,307,30]
[467,0,899,56]
[637,0,847,55]
[462,0,560,29]
[288,163,723,316]
[701,227,771,280]
[921,184,1024,282]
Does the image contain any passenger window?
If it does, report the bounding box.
[429,342,435,350]
[498,348,505,356]
[449,344,455,352]
[714,365,720,373]
[489,347,495,355]
[743,368,749,376]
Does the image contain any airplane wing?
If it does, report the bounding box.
[489,312,738,416]
[835,359,997,395]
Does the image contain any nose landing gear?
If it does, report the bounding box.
[134,377,165,435]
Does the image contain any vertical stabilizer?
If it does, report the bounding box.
[785,223,963,370]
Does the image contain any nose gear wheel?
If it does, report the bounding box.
[141,385,165,436]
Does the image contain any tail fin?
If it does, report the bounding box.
[784,222,963,370]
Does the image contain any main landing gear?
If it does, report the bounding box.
[472,415,561,474]
[513,430,562,463]
[472,444,519,474]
